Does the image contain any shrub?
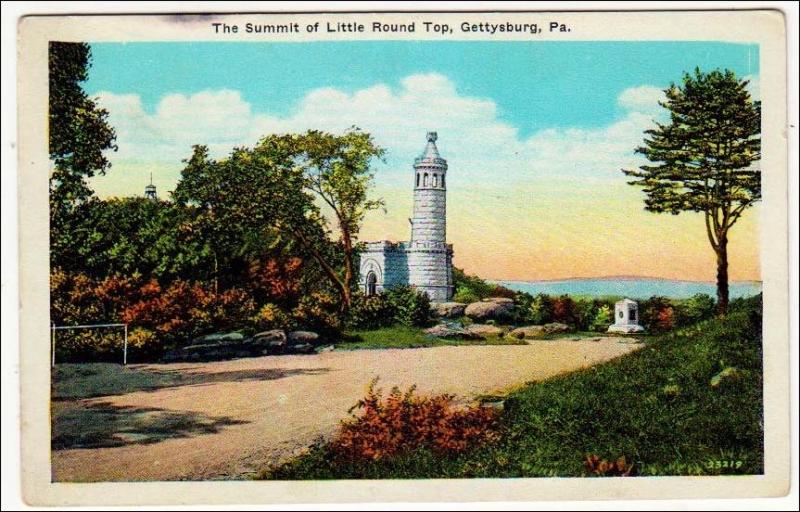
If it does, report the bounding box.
[254,303,294,331]
[247,257,304,305]
[526,293,553,325]
[291,291,342,337]
[346,293,395,330]
[640,296,676,333]
[121,279,214,345]
[551,295,577,326]
[385,286,434,327]
[331,380,501,462]
[591,304,614,332]
[452,267,516,301]
[675,293,716,327]
[125,328,161,361]
[210,287,258,334]
[453,287,480,304]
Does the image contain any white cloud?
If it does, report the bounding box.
[743,74,760,101]
[617,85,665,112]
[94,75,664,195]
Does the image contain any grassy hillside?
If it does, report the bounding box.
[264,295,763,479]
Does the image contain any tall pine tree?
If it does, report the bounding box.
[624,69,760,315]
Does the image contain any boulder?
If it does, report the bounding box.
[464,300,514,321]
[173,340,244,361]
[289,343,315,354]
[424,324,483,340]
[248,329,288,355]
[543,322,571,334]
[287,331,320,344]
[249,329,287,346]
[509,325,546,339]
[465,323,505,338]
[482,297,515,304]
[196,331,246,343]
[433,302,467,318]
[509,323,572,340]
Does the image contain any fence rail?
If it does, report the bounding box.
[51,323,128,367]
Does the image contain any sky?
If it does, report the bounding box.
[83,41,761,282]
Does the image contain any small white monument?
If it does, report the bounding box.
[608,298,644,333]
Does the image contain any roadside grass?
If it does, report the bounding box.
[336,325,526,350]
[263,296,763,479]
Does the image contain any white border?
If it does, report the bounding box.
[3,2,798,510]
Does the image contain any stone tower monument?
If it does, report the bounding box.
[358,132,454,302]
[407,132,453,301]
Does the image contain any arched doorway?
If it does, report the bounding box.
[366,272,377,296]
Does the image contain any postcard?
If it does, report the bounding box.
[17,8,790,506]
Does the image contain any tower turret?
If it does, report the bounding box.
[144,173,157,201]
[411,131,448,245]
[407,131,453,301]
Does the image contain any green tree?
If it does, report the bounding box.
[624,69,760,314]
[49,44,117,213]
[173,130,384,312]
[292,130,385,310]
[173,142,318,295]
[49,42,117,269]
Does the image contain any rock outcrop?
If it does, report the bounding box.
[465,323,505,338]
[509,322,571,339]
[424,324,484,340]
[464,299,514,321]
[433,302,467,318]
[163,329,321,362]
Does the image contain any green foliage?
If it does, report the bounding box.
[624,68,761,313]
[525,293,553,325]
[290,292,342,337]
[385,286,434,327]
[346,294,395,330]
[452,268,516,302]
[49,42,118,271]
[48,42,117,204]
[675,293,717,326]
[52,197,213,280]
[639,296,676,333]
[173,130,385,311]
[452,287,479,304]
[591,304,614,332]
[346,286,433,329]
[264,294,763,479]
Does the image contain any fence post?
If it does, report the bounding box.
[51,323,56,368]
[123,324,128,366]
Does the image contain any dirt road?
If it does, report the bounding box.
[52,339,639,481]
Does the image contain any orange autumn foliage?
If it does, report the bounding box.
[584,454,635,476]
[248,257,303,303]
[330,380,501,462]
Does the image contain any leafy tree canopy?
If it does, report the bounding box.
[624,68,761,313]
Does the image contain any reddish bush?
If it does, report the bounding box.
[551,295,577,325]
[656,306,676,331]
[584,454,635,476]
[121,279,214,339]
[330,380,501,462]
[247,257,303,304]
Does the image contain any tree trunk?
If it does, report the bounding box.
[340,230,354,313]
[715,235,729,316]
